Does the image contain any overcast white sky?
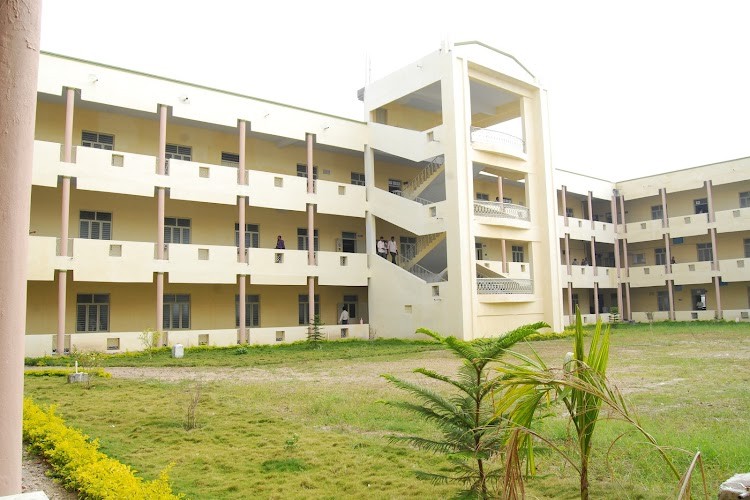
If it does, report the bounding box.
[40,0,750,181]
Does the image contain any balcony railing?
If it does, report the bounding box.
[474,200,530,221]
[477,278,533,294]
[470,127,525,153]
[391,190,433,206]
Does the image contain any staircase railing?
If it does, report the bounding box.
[476,278,533,294]
[400,155,444,200]
[474,200,530,221]
[407,262,447,283]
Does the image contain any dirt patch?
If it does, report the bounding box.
[22,447,77,499]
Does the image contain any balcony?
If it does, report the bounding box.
[470,127,526,159]
[718,258,750,282]
[715,206,750,233]
[316,252,368,286]
[562,216,615,243]
[623,219,664,243]
[477,278,532,294]
[73,239,155,283]
[167,159,239,205]
[246,170,307,212]
[671,261,715,285]
[627,265,667,288]
[74,145,159,197]
[246,248,311,285]
[314,181,366,217]
[667,212,709,238]
[28,236,68,280]
[569,265,595,288]
[474,200,530,228]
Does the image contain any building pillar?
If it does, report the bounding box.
[664,234,673,273]
[660,188,669,228]
[587,191,594,229]
[0,1,41,492]
[625,282,632,320]
[714,276,723,320]
[497,176,503,203]
[501,239,508,274]
[619,194,627,234]
[668,280,675,321]
[590,237,597,276]
[710,228,719,271]
[561,185,568,226]
[57,87,75,355]
[238,275,246,342]
[156,104,167,331]
[593,283,600,320]
[564,234,571,274]
[611,194,623,315]
[306,134,315,327]
[567,283,574,318]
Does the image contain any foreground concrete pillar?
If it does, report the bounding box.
[0,1,41,493]
[57,87,74,355]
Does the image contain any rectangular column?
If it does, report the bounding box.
[239,275,246,343]
[561,186,568,226]
[156,104,167,332]
[714,276,722,319]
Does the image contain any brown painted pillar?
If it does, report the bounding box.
[497,176,504,203]
[611,195,623,315]
[619,194,627,234]
[590,237,597,276]
[625,282,632,321]
[501,239,508,274]
[156,105,167,332]
[564,234,571,274]
[0,1,41,493]
[660,188,669,228]
[567,283,574,318]
[667,281,675,321]
[593,283,600,320]
[710,228,719,271]
[714,276,723,319]
[706,180,715,223]
[561,186,568,226]
[306,134,315,328]
[238,120,247,343]
[238,275,246,342]
[587,191,594,229]
[664,234,673,274]
[57,87,75,355]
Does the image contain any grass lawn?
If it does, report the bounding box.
[24,323,750,499]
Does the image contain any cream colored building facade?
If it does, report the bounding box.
[26,42,747,357]
[557,158,750,325]
[25,42,563,356]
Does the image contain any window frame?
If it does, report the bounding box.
[350,172,365,186]
[511,245,524,263]
[697,242,713,262]
[298,294,320,325]
[163,294,190,330]
[235,294,260,327]
[164,217,191,244]
[297,228,319,251]
[81,131,114,150]
[76,293,110,332]
[235,223,260,248]
[165,143,192,161]
[296,164,318,179]
[79,211,112,240]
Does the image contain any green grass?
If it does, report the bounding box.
[24,322,750,498]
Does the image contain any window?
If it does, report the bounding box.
[235,295,260,327]
[673,237,684,245]
[298,294,320,325]
[341,232,357,253]
[512,245,524,262]
[79,211,112,240]
[651,205,663,220]
[655,248,666,266]
[740,192,750,208]
[342,294,358,319]
[164,217,191,244]
[163,294,190,330]
[632,253,645,265]
[605,212,613,223]
[745,239,750,258]
[388,179,402,194]
[475,242,483,261]
[657,291,670,312]
[296,164,318,179]
[221,152,240,168]
[297,228,319,251]
[375,108,388,124]
[351,172,365,186]
[571,294,579,310]
[565,208,574,218]
[476,193,490,201]
[81,131,114,150]
[235,223,259,248]
[694,198,708,214]
[165,144,192,161]
[76,294,109,332]
[697,242,713,262]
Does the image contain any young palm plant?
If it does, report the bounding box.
[382,322,548,499]
[497,307,682,499]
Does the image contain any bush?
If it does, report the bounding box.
[25,368,111,378]
[23,398,182,499]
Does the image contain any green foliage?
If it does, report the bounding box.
[69,348,105,389]
[284,433,300,452]
[261,458,308,473]
[382,322,548,499]
[139,329,162,357]
[498,307,682,499]
[306,314,325,346]
[25,368,111,378]
[234,346,249,355]
[23,397,182,499]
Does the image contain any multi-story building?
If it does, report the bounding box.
[25,41,562,356]
[23,40,750,357]
[557,158,750,325]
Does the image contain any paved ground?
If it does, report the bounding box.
[22,447,77,499]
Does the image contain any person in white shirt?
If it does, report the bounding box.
[377,236,387,259]
[388,236,398,263]
[339,305,349,324]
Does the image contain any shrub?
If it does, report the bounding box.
[23,398,182,499]
[25,368,111,378]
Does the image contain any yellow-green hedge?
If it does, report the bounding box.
[23,398,182,499]
[24,368,111,378]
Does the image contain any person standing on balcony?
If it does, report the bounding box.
[339,305,349,325]
[388,236,398,263]
[377,236,387,259]
[572,258,578,266]
[275,235,285,249]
